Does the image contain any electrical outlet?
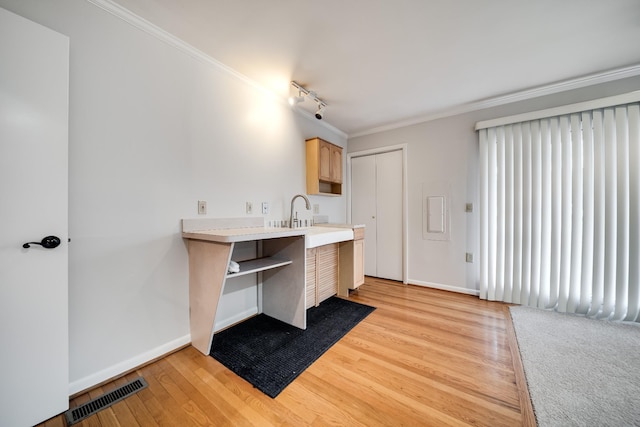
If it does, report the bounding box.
[313,204,320,214]
[262,202,269,215]
[246,201,252,214]
[198,200,206,215]
[465,252,474,263]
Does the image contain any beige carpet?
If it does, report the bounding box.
[509,306,640,426]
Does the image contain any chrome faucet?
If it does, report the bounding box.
[289,194,311,228]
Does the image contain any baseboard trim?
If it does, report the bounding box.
[214,307,259,332]
[503,305,537,427]
[68,334,191,396]
[408,279,480,296]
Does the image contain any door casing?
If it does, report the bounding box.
[347,144,408,283]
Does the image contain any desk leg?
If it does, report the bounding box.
[187,239,233,354]
[262,236,306,329]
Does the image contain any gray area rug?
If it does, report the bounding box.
[509,306,640,426]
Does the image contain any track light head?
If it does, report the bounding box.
[290,81,328,120]
[288,90,305,106]
[288,95,305,106]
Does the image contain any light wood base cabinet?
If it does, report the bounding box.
[306,243,339,308]
[338,227,365,297]
[353,229,365,286]
[306,248,317,308]
[317,244,339,302]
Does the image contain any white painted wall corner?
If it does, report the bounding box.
[68,334,191,396]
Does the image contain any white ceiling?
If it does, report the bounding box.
[109,0,640,136]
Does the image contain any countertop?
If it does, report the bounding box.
[182,225,356,247]
[182,217,363,246]
[316,223,365,229]
[182,226,307,243]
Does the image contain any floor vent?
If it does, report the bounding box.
[65,377,148,425]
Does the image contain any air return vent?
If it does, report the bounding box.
[65,377,148,425]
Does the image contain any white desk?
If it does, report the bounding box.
[182,219,307,355]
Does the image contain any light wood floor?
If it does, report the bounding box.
[39,277,535,426]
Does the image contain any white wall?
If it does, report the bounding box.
[0,0,347,394]
[348,75,640,295]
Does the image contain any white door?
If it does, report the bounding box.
[375,150,403,280]
[351,150,403,281]
[0,7,69,427]
[351,155,377,276]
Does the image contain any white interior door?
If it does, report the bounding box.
[375,150,403,280]
[351,155,377,276]
[0,7,69,426]
[351,150,403,281]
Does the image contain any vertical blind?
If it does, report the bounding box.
[478,102,640,322]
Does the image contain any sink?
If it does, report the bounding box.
[304,226,354,248]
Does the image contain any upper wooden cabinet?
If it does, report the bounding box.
[306,137,343,196]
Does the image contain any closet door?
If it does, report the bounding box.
[351,150,403,281]
[375,150,403,281]
[351,155,377,276]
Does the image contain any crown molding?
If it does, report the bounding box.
[291,107,348,138]
[85,0,348,138]
[349,64,640,138]
[85,0,638,141]
[475,90,640,130]
[85,0,274,98]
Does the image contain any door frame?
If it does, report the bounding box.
[347,144,408,284]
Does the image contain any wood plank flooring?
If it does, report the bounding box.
[39,277,534,426]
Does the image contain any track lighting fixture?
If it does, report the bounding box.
[288,90,305,106]
[289,81,327,120]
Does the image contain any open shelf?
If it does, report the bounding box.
[183,228,306,355]
[226,256,292,278]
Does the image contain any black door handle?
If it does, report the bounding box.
[23,235,61,249]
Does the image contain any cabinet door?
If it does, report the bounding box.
[317,244,338,303]
[306,137,343,195]
[353,238,365,287]
[330,145,342,183]
[318,140,332,181]
[306,248,317,308]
